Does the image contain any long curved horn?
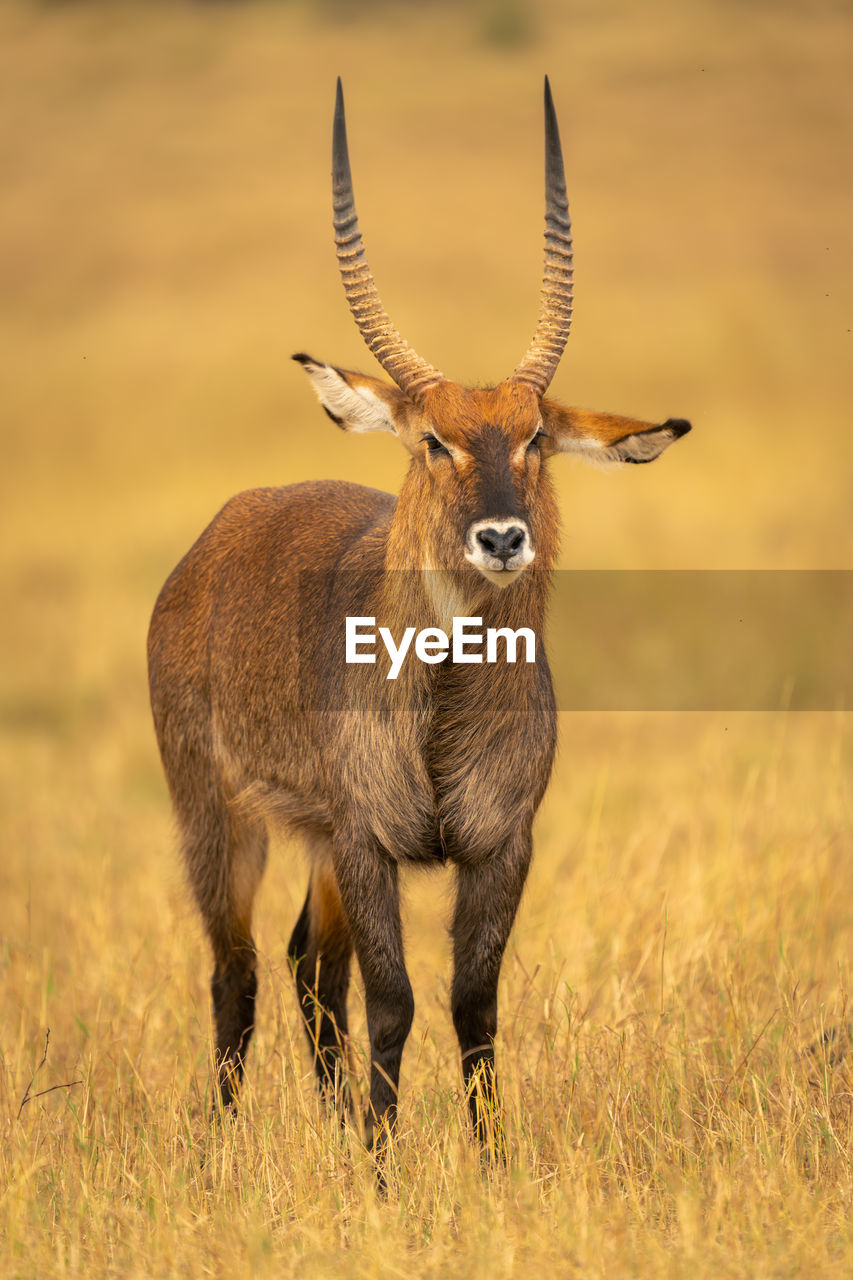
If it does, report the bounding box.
[332,79,443,402]
[512,77,574,395]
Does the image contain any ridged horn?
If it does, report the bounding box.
[332,79,443,402]
[512,76,574,395]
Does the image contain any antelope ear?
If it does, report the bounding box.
[541,400,691,466]
[292,353,415,437]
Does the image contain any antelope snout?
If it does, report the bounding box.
[464,518,535,585]
[476,525,526,563]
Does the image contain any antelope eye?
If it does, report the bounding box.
[422,434,450,456]
[528,428,548,449]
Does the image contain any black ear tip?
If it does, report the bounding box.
[291,352,318,367]
[664,418,692,438]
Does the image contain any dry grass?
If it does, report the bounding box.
[1,1,852,1275]
[2,712,852,1276]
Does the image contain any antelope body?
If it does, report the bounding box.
[147,79,690,1157]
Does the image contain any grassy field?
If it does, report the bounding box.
[1,0,852,1275]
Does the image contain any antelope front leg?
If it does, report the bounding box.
[450,832,532,1158]
[332,839,414,1160]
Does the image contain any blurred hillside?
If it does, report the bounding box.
[1,0,851,582]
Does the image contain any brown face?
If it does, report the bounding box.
[417,380,545,587]
[294,354,691,585]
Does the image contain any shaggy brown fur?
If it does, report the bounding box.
[147,369,689,1155]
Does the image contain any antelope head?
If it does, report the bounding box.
[295,79,691,587]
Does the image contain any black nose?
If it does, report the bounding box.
[476,526,526,564]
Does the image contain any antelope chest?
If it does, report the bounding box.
[333,689,556,864]
[427,702,558,863]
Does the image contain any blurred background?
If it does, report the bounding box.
[0,0,851,1061]
[2,0,851,776]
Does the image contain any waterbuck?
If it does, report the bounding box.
[147,77,691,1160]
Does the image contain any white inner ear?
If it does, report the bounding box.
[606,425,681,463]
[302,361,397,435]
[562,425,680,468]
